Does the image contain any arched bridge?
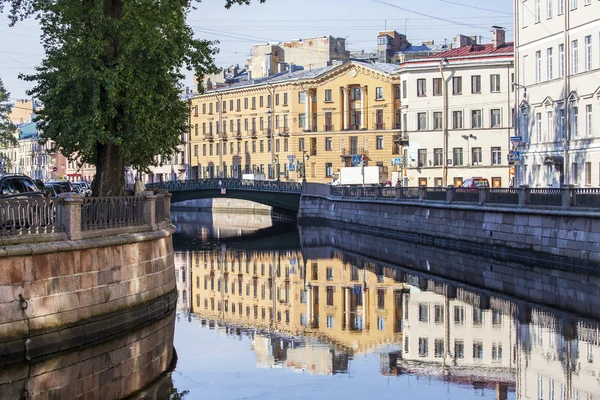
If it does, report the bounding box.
[147,179,303,213]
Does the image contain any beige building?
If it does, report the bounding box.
[397,30,514,187]
[249,36,348,80]
[189,61,406,183]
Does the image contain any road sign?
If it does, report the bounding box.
[352,155,362,165]
[52,167,58,172]
[288,164,296,171]
[287,155,296,164]
[510,136,522,141]
[220,188,227,195]
[392,157,402,166]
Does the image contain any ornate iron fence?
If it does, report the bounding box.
[81,196,145,231]
[397,187,420,200]
[380,187,396,198]
[148,178,302,194]
[426,188,447,201]
[0,198,60,236]
[573,188,600,208]
[527,188,562,207]
[453,189,479,203]
[362,187,377,197]
[487,188,520,205]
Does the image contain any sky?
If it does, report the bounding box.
[0,0,513,103]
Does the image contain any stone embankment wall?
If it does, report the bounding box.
[0,310,176,400]
[0,226,177,366]
[298,194,600,266]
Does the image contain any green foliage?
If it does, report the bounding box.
[0,0,265,193]
[0,78,17,148]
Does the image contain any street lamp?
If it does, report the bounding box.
[439,58,450,187]
[302,151,310,182]
[512,82,528,187]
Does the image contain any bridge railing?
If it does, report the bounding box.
[0,192,171,244]
[148,178,303,194]
[311,184,600,210]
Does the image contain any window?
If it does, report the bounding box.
[570,0,577,10]
[586,104,593,137]
[275,94,279,106]
[325,89,332,102]
[325,137,332,151]
[546,111,554,142]
[352,88,361,100]
[251,97,256,109]
[535,0,541,22]
[377,316,385,331]
[492,310,503,326]
[418,303,429,322]
[327,315,334,328]
[434,339,444,358]
[326,286,334,306]
[547,0,553,17]
[376,135,384,149]
[299,113,306,129]
[244,98,248,109]
[585,162,592,185]
[473,307,483,325]
[267,95,272,107]
[434,148,443,166]
[452,76,462,95]
[491,109,501,128]
[298,91,306,104]
[585,35,592,71]
[417,79,426,96]
[492,147,502,165]
[402,81,407,98]
[572,40,579,74]
[472,147,482,165]
[202,104,206,114]
[490,74,501,92]
[453,148,463,166]
[547,47,553,80]
[559,0,564,14]
[492,343,503,361]
[453,111,463,129]
[433,78,442,96]
[418,149,427,167]
[376,87,384,100]
[536,112,543,142]
[433,112,443,130]
[454,340,464,359]
[417,112,427,130]
[573,162,579,184]
[434,305,444,324]
[471,110,482,128]
[299,138,304,151]
[418,338,429,357]
[559,44,565,77]
[473,341,484,359]
[536,51,542,83]
[471,75,481,93]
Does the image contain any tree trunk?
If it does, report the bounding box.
[92,142,125,197]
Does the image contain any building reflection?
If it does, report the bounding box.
[175,246,600,398]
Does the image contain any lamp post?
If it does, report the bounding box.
[272,154,279,180]
[512,82,527,187]
[301,150,310,182]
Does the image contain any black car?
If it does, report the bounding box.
[0,174,44,199]
[46,180,75,194]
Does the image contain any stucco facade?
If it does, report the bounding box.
[515,0,600,187]
[397,38,514,187]
[189,61,406,184]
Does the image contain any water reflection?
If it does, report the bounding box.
[173,227,600,399]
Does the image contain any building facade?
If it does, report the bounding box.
[398,32,514,187]
[189,61,406,184]
[515,0,600,187]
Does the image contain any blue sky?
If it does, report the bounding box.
[0,0,513,101]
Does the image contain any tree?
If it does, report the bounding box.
[0,78,18,172]
[1,0,264,196]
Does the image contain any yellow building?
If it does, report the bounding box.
[189,61,405,184]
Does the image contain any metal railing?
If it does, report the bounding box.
[148,178,303,194]
[81,196,145,231]
[0,198,60,236]
[322,185,600,210]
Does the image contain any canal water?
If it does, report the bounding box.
[168,212,600,400]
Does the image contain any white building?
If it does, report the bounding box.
[397,29,514,187]
[515,0,600,187]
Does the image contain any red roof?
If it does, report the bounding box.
[423,42,514,59]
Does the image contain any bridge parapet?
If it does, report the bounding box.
[148,178,302,194]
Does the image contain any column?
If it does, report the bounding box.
[306,286,311,327]
[304,90,310,131]
[360,86,366,130]
[342,87,349,130]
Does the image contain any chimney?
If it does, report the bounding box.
[493,27,506,48]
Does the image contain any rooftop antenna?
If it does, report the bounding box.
[384,19,387,31]
[405,18,408,36]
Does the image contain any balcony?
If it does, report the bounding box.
[341,147,368,157]
[324,124,334,132]
[206,134,214,142]
[235,130,242,140]
[374,122,385,130]
[350,124,361,131]
[250,130,257,139]
[219,133,228,141]
[278,128,289,137]
[394,132,409,145]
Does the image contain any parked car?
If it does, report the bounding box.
[75,181,92,196]
[44,184,61,198]
[462,178,490,189]
[0,174,44,199]
[46,180,75,194]
[71,182,87,197]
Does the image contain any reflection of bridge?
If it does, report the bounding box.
[148,179,302,213]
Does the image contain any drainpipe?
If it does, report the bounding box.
[563,4,570,185]
[439,59,449,186]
